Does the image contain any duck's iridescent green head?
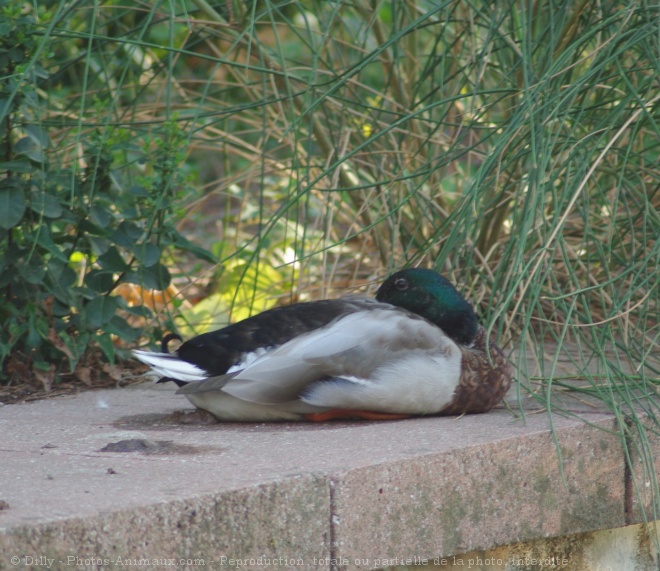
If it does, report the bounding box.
[376,268,478,346]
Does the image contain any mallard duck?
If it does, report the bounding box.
[133,269,512,421]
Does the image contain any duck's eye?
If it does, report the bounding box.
[394,278,409,291]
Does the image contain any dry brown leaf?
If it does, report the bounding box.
[6,356,30,379]
[33,364,56,392]
[48,328,74,360]
[75,365,93,386]
[43,295,55,323]
[102,363,123,382]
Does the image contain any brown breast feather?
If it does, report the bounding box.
[439,326,513,415]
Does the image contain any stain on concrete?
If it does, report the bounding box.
[98,438,223,455]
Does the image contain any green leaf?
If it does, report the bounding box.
[88,237,110,256]
[36,228,68,262]
[57,331,90,371]
[75,332,91,365]
[0,269,14,288]
[0,160,34,173]
[85,296,118,329]
[78,219,107,236]
[46,260,77,304]
[0,317,26,362]
[123,262,171,290]
[95,331,116,362]
[30,190,62,218]
[9,46,24,64]
[50,298,72,317]
[85,269,115,293]
[112,221,143,248]
[0,186,25,229]
[17,260,46,284]
[34,63,50,80]
[169,230,216,263]
[75,285,99,301]
[146,262,172,290]
[104,315,141,342]
[134,242,161,267]
[24,124,51,148]
[54,331,76,360]
[130,185,150,197]
[3,243,26,265]
[90,204,111,228]
[15,136,45,163]
[27,322,42,349]
[97,247,129,272]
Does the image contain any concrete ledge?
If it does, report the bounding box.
[332,415,623,564]
[402,522,659,570]
[0,383,641,570]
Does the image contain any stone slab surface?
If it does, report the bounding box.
[0,382,635,570]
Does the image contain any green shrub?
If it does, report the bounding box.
[0,1,214,384]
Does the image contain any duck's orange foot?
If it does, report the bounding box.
[304,409,413,422]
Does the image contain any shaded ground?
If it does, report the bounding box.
[0,359,147,405]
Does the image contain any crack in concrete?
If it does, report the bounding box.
[329,477,340,571]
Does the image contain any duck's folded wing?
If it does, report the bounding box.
[176,371,240,395]
[175,311,380,402]
[218,307,455,405]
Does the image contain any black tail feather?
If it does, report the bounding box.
[156,376,188,388]
[161,333,183,353]
[153,333,186,386]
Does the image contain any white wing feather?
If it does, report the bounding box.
[133,350,207,382]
